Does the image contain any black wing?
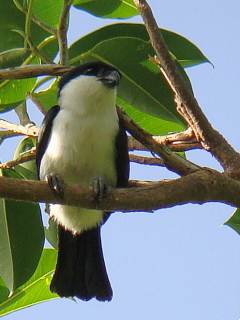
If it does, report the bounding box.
[36,105,60,178]
[115,117,129,188]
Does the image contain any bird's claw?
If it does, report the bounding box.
[91,176,108,202]
[47,174,64,198]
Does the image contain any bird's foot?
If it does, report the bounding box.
[47,174,64,198]
[91,176,109,202]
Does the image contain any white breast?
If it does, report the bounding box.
[40,108,118,186]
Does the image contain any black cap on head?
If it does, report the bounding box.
[58,61,121,93]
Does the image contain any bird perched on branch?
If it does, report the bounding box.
[36,61,129,301]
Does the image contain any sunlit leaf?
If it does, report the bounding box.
[32,80,58,113]
[32,0,63,28]
[0,1,58,68]
[81,37,185,133]
[0,78,36,105]
[224,209,240,235]
[0,48,30,69]
[69,23,209,68]
[13,137,37,180]
[0,169,44,292]
[73,0,138,19]
[0,249,58,317]
[0,57,38,112]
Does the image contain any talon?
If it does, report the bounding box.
[47,174,64,198]
[91,176,108,201]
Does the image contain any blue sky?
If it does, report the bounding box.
[3,0,240,319]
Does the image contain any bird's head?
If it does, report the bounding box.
[58,62,121,112]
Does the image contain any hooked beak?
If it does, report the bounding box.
[98,70,121,88]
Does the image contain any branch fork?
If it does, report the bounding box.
[134,0,240,177]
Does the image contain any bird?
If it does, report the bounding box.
[36,61,129,302]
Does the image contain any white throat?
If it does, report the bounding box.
[59,75,117,116]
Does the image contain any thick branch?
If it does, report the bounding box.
[134,0,240,176]
[0,170,240,211]
[0,64,71,80]
[118,108,200,175]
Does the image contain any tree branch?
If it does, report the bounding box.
[134,0,240,176]
[15,102,33,126]
[0,116,200,157]
[0,120,39,137]
[0,64,71,80]
[128,128,201,152]
[0,149,35,169]
[129,154,164,166]
[118,108,200,175]
[0,170,240,211]
[0,147,164,169]
[58,0,72,65]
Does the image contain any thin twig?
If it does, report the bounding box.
[15,102,33,126]
[134,0,240,176]
[118,108,200,176]
[26,38,53,64]
[0,149,164,169]
[128,128,201,152]
[58,0,72,65]
[0,120,39,137]
[0,117,200,156]
[130,154,164,166]
[0,148,36,169]
[0,64,71,80]
[24,0,34,48]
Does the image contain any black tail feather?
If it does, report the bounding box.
[50,226,113,301]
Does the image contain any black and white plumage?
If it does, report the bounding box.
[36,62,129,301]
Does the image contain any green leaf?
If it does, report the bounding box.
[69,24,209,133]
[69,23,209,68]
[0,1,25,60]
[0,56,39,112]
[224,209,240,235]
[32,80,58,113]
[0,102,20,114]
[0,169,44,292]
[0,1,58,69]
[118,97,181,135]
[0,78,36,105]
[0,249,58,317]
[0,48,30,69]
[83,37,185,133]
[13,137,37,180]
[73,0,138,19]
[0,278,9,303]
[32,0,63,28]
